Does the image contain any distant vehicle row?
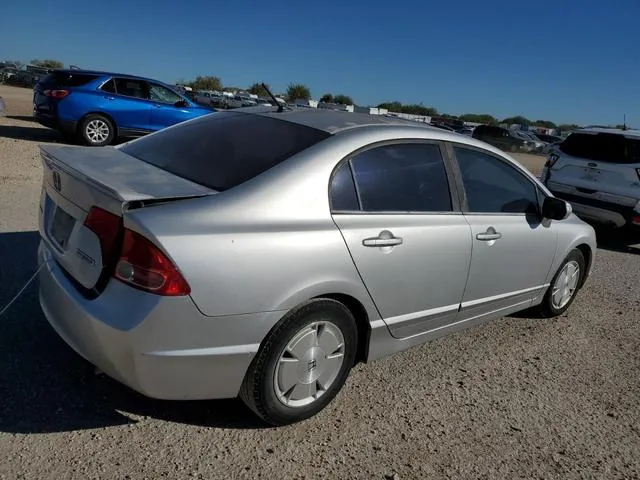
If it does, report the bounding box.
[472,124,561,154]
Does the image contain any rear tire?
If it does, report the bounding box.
[79,114,115,147]
[535,249,585,318]
[239,299,357,426]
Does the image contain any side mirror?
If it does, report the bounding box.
[542,196,572,220]
[174,99,189,108]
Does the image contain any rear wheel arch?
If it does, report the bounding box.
[312,293,371,365]
[258,293,371,366]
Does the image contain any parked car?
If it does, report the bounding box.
[535,133,562,144]
[541,127,640,229]
[456,127,474,136]
[33,69,216,146]
[37,107,596,426]
[472,124,535,152]
[513,130,547,152]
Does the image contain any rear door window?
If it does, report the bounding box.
[560,132,640,164]
[114,78,148,99]
[119,112,331,191]
[347,143,452,213]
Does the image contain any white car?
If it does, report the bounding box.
[541,127,640,229]
[514,131,547,151]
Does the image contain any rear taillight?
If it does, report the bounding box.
[44,89,70,99]
[83,207,122,266]
[114,229,190,296]
[545,153,560,168]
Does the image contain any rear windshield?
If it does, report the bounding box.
[560,132,640,164]
[39,72,99,88]
[119,111,332,191]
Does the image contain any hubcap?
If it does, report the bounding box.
[86,119,110,143]
[274,321,345,408]
[551,260,580,309]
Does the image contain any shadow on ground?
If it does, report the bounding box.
[0,123,63,143]
[594,225,640,255]
[5,115,37,122]
[0,231,265,434]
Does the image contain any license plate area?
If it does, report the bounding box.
[49,206,76,250]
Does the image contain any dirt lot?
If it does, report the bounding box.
[1,85,639,479]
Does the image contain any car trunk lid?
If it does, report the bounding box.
[39,144,215,292]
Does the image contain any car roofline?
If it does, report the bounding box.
[574,127,640,139]
[47,68,173,86]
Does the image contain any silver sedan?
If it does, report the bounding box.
[37,106,597,425]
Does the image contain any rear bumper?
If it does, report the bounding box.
[38,241,282,400]
[33,110,77,134]
[545,182,640,228]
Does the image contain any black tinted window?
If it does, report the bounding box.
[120,112,331,191]
[330,162,359,211]
[350,143,451,212]
[100,78,116,94]
[40,72,98,87]
[114,78,148,99]
[455,147,538,214]
[560,132,640,164]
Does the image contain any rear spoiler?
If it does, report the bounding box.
[40,144,216,205]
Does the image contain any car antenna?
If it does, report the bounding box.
[261,82,286,112]
[623,113,627,131]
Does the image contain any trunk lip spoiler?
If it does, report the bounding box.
[39,145,217,205]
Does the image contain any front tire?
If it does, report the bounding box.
[535,249,585,318]
[79,114,115,146]
[240,299,357,426]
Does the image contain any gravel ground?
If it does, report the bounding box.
[1,85,639,479]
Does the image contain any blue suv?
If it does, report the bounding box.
[33,69,216,146]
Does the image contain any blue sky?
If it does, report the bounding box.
[2,0,639,125]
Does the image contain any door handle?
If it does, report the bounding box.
[362,230,403,247]
[103,96,115,100]
[476,227,502,241]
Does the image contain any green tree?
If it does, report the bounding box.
[502,115,531,126]
[286,83,311,102]
[30,59,64,69]
[248,82,270,97]
[320,93,334,103]
[333,94,354,105]
[532,119,557,129]
[558,123,580,132]
[188,75,222,91]
[459,113,498,124]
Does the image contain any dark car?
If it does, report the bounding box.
[472,124,533,153]
[33,69,215,146]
